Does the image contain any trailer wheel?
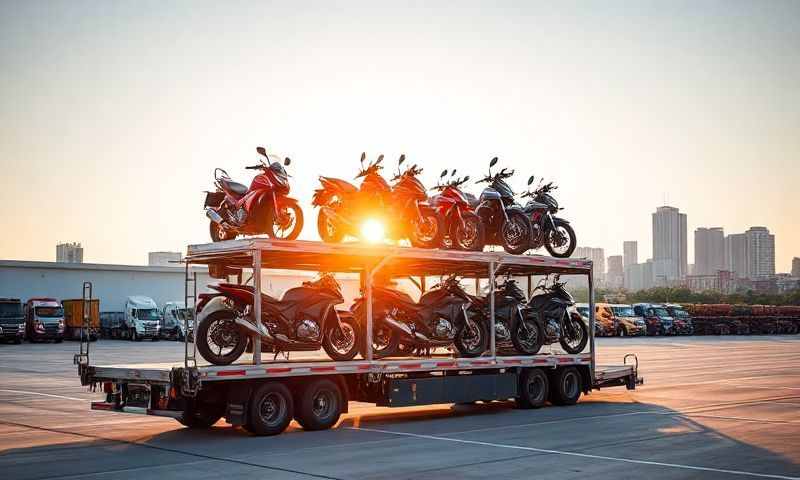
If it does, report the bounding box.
[516,368,548,409]
[247,382,293,436]
[178,402,224,428]
[550,367,581,406]
[294,378,343,431]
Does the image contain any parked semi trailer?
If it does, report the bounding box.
[77,238,641,436]
[62,298,99,341]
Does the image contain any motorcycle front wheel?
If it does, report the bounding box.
[196,310,247,365]
[453,212,486,251]
[271,203,304,240]
[559,312,588,354]
[512,316,544,355]
[322,314,360,361]
[409,210,444,249]
[501,211,532,255]
[454,314,488,357]
[544,219,576,258]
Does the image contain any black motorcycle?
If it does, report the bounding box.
[195,273,361,365]
[520,176,577,258]
[484,276,540,355]
[351,275,488,358]
[517,275,588,355]
[474,157,532,254]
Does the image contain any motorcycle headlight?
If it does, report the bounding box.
[58,319,65,332]
[19,323,26,332]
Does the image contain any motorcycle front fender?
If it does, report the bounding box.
[551,215,570,225]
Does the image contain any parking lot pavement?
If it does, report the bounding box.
[1,336,798,480]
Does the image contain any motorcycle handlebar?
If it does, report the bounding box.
[245,165,263,170]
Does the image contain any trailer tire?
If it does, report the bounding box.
[294,378,343,431]
[247,382,293,436]
[516,368,549,409]
[550,367,581,406]
[178,402,224,429]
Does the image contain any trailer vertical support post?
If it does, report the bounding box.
[587,262,596,382]
[527,274,532,298]
[420,276,426,294]
[489,261,496,359]
[252,248,262,365]
[365,267,373,362]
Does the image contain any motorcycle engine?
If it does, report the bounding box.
[495,322,511,341]
[545,318,561,339]
[295,319,321,341]
[235,207,248,224]
[433,318,455,340]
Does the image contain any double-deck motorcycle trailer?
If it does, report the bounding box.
[76,238,642,435]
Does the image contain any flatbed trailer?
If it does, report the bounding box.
[76,238,642,435]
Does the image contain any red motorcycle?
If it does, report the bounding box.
[204,146,303,242]
[430,170,486,250]
[312,153,442,246]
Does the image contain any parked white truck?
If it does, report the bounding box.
[161,301,192,341]
[124,296,161,341]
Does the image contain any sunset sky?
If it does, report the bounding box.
[1,1,798,270]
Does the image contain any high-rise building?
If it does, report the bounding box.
[792,257,800,278]
[606,255,623,289]
[148,251,182,266]
[624,259,654,291]
[573,247,606,285]
[623,241,638,268]
[745,227,775,278]
[56,242,83,263]
[652,206,687,282]
[724,233,749,279]
[694,227,725,275]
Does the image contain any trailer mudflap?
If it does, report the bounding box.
[383,372,517,407]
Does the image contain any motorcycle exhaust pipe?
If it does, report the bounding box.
[383,318,415,338]
[234,317,273,340]
[206,208,227,227]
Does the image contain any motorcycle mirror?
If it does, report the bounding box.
[489,157,498,168]
[377,154,384,164]
[440,169,448,178]
[284,157,291,166]
[398,154,405,165]
[463,175,470,182]
[451,169,457,176]
[256,146,267,157]
[527,175,535,185]
[360,152,366,165]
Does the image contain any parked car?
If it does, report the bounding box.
[24,298,65,342]
[665,304,694,335]
[0,298,25,343]
[575,303,601,336]
[633,303,675,336]
[590,303,618,336]
[597,303,646,337]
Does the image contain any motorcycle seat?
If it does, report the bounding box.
[220,178,248,197]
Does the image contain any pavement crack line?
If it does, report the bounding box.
[347,427,800,480]
[0,420,344,480]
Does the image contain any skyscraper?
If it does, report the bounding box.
[607,255,623,289]
[745,227,775,278]
[725,233,749,279]
[573,247,606,285]
[792,257,800,278]
[623,241,638,268]
[694,227,725,275]
[652,206,687,282]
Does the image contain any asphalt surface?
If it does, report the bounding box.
[1,336,798,480]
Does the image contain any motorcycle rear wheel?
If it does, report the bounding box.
[317,210,344,243]
[322,315,360,361]
[196,310,247,365]
[454,314,488,357]
[356,312,399,359]
[209,221,235,242]
[512,316,544,355]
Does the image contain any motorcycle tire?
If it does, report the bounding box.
[409,209,444,249]
[317,210,344,243]
[322,315,360,361]
[512,316,544,355]
[454,313,489,357]
[355,310,399,359]
[196,310,247,365]
[559,313,588,354]
[501,211,533,255]
[209,221,234,242]
[544,219,577,258]
[453,212,486,251]
[270,202,304,240]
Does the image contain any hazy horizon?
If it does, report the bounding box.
[1,1,798,271]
